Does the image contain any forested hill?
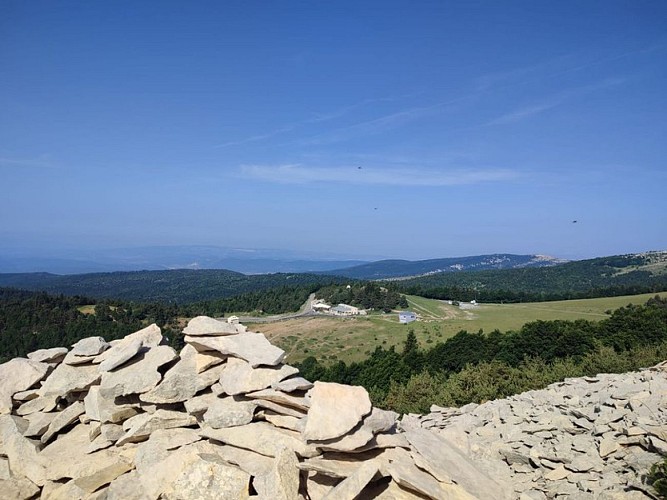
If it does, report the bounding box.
[398,251,667,302]
[322,253,566,279]
[0,269,345,304]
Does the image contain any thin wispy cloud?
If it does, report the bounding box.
[482,77,628,127]
[474,42,664,92]
[239,164,517,186]
[212,96,400,149]
[301,95,473,146]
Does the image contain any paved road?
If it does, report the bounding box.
[237,293,319,324]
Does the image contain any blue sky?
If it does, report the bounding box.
[1,1,666,261]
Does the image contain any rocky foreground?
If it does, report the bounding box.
[0,318,664,499]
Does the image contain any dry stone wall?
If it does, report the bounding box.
[0,317,664,499]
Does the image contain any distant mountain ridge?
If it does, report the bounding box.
[321,253,568,280]
[0,245,369,275]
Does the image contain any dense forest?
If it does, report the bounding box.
[315,282,408,312]
[0,288,184,362]
[297,296,667,412]
[0,270,345,304]
[397,253,667,302]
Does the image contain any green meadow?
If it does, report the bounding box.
[250,292,665,365]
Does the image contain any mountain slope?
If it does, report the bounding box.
[323,253,567,279]
[398,251,667,301]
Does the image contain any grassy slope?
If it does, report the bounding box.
[252,292,666,365]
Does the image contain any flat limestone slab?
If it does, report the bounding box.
[0,358,49,414]
[185,332,285,367]
[99,346,177,398]
[200,421,320,458]
[183,316,239,336]
[139,345,198,404]
[218,357,299,395]
[303,382,372,441]
[27,347,68,364]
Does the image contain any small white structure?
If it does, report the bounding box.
[312,302,331,311]
[227,315,240,324]
[331,303,361,316]
[399,311,417,324]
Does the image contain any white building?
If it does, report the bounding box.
[399,311,417,324]
[331,303,361,316]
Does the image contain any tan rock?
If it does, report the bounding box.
[200,421,320,458]
[84,386,139,424]
[39,361,101,400]
[110,323,162,348]
[218,357,299,395]
[140,344,199,404]
[254,448,301,500]
[27,347,68,363]
[381,447,457,500]
[195,350,226,373]
[213,444,274,477]
[250,398,308,418]
[0,476,39,500]
[312,408,397,453]
[117,409,197,445]
[105,471,148,500]
[544,464,570,481]
[183,315,240,336]
[41,401,85,443]
[63,350,98,365]
[97,338,143,372]
[405,428,510,499]
[202,397,256,428]
[185,331,285,367]
[15,394,58,416]
[73,459,134,494]
[273,376,314,392]
[99,345,177,398]
[322,459,380,500]
[0,414,46,486]
[599,437,619,458]
[305,472,340,499]
[23,410,57,437]
[246,388,310,411]
[303,382,372,441]
[183,391,218,416]
[263,413,306,432]
[195,362,228,392]
[39,423,127,482]
[0,457,10,480]
[71,336,109,356]
[163,452,251,499]
[0,358,50,414]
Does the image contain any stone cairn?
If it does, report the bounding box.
[0,317,663,499]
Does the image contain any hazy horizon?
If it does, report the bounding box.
[2,1,665,260]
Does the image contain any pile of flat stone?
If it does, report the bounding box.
[0,317,510,499]
[405,362,667,499]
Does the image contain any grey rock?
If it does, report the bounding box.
[71,336,109,356]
